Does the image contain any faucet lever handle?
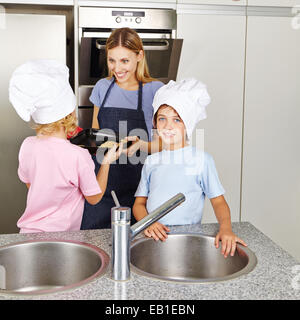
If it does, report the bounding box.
[130,193,185,239]
[111,190,121,207]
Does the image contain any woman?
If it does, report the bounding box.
[81,28,164,229]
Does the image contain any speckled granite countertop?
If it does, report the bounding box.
[0,222,299,300]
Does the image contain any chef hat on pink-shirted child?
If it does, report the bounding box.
[9,59,76,124]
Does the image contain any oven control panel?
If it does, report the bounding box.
[115,16,142,24]
[79,7,176,30]
[113,10,144,25]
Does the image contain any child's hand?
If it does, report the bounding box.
[144,222,170,242]
[102,141,124,165]
[214,229,247,258]
[122,136,142,157]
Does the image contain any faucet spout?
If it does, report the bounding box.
[130,193,185,240]
[111,192,185,281]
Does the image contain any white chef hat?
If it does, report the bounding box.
[9,59,76,124]
[152,78,211,139]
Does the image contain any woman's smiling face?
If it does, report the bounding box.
[107,46,143,85]
[156,105,187,150]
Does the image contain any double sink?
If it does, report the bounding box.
[0,233,257,295]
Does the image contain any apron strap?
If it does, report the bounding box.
[100,77,115,108]
[137,81,143,111]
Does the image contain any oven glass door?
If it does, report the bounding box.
[79,37,183,86]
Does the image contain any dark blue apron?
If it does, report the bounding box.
[81,78,149,229]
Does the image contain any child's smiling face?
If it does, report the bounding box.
[155,105,187,150]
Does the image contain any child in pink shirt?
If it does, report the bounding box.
[9,60,122,233]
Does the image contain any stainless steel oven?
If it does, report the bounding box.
[77,7,183,128]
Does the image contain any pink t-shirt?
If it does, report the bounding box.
[17,136,101,233]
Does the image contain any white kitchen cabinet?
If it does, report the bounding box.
[177,0,246,5]
[177,13,246,223]
[0,13,66,234]
[248,0,300,6]
[241,16,300,261]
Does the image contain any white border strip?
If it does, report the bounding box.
[247,6,294,17]
[176,4,295,17]
[0,0,73,5]
[176,4,246,15]
[78,1,176,10]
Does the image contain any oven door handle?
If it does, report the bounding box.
[95,39,106,50]
[95,39,170,51]
[143,40,169,51]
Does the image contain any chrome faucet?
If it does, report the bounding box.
[111,192,185,281]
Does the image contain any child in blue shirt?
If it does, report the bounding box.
[133,78,247,258]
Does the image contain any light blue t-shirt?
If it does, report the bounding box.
[134,146,225,225]
[89,78,164,139]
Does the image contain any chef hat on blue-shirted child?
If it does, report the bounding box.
[9,59,76,124]
[152,78,211,140]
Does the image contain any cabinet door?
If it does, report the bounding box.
[177,14,246,223]
[241,16,300,261]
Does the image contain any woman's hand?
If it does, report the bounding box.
[102,141,124,165]
[122,136,142,157]
[214,228,247,258]
[144,222,170,242]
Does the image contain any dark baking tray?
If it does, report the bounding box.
[69,128,131,154]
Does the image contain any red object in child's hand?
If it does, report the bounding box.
[67,126,83,139]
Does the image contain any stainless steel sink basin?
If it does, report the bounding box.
[130,233,257,283]
[0,240,109,295]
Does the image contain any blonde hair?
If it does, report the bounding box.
[33,111,77,137]
[106,27,156,83]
